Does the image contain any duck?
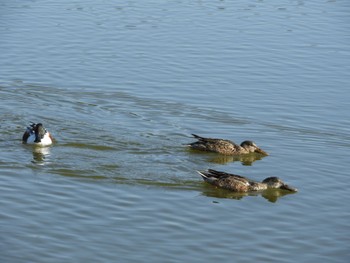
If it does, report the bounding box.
[188,134,268,155]
[22,123,53,146]
[197,169,297,192]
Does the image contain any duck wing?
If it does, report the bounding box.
[190,134,240,154]
[198,169,251,192]
[198,169,248,183]
[207,169,247,180]
[22,124,35,143]
[191,134,235,144]
[22,129,31,143]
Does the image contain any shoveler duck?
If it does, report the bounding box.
[198,169,297,192]
[188,134,269,156]
[22,123,53,146]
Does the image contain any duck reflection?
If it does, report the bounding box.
[207,153,266,165]
[189,150,266,165]
[31,146,51,165]
[261,189,297,203]
[201,185,296,203]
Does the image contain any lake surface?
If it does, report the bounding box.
[1,0,349,262]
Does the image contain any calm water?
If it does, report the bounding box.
[1,0,350,262]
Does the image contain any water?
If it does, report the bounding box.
[1,0,350,262]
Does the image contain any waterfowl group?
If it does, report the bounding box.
[22,123,53,146]
[188,134,268,156]
[22,123,297,195]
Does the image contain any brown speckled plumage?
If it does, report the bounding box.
[188,134,268,155]
[198,169,297,193]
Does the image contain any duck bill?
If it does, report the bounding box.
[281,184,298,192]
[255,148,269,156]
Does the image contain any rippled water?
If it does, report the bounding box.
[1,1,349,262]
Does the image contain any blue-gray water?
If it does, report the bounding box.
[1,1,349,262]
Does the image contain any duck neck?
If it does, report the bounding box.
[249,182,268,191]
[239,145,250,154]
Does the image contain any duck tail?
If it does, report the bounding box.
[184,134,203,147]
[192,134,203,139]
[197,170,217,183]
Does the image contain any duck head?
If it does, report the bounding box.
[33,123,47,143]
[240,140,269,156]
[262,177,297,192]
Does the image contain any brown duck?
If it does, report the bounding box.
[198,169,297,192]
[188,134,268,155]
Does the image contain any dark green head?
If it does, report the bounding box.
[34,123,46,143]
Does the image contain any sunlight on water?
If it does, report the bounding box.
[1,0,349,262]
